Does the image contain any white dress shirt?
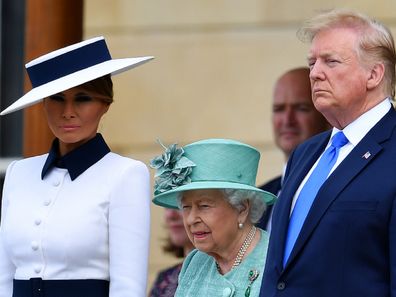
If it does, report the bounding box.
[290,98,392,212]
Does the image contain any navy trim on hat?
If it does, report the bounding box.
[27,39,112,88]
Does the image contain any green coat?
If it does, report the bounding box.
[175,229,269,297]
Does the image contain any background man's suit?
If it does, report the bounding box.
[257,176,281,230]
[259,108,396,297]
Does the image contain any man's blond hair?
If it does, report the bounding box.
[298,9,396,98]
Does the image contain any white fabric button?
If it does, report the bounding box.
[222,287,232,297]
[52,180,60,187]
[34,218,42,225]
[34,266,41,273]
[43,199,51,206]
[31,241,39,251]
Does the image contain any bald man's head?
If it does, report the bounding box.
[272,67,330,159]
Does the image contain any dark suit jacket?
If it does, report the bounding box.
[259,108,396,297]
[257,176,282,230]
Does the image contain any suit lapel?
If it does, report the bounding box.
[272,132,331,273]
[260,177,281,226]
[283,108,396,269]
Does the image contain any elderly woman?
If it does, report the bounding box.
[150,139,276,297]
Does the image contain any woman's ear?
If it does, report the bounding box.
[238,199,251,224]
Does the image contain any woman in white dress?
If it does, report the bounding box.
[0,36,153,297]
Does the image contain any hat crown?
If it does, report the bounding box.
[184,139,259,186]
[151,138,276,209]
[26,36,111,88]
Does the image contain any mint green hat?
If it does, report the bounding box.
[150,138,276,209]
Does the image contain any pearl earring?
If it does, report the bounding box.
[238,222,243,229]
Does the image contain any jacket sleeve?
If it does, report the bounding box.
[390,196,396,296]
[174,249,198,297]
[0,161,17,297]
[108,160,151,297]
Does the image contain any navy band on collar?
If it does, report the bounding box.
[42,134,111,181]
[27,39,112,88]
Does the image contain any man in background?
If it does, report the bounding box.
[258,67,330,231]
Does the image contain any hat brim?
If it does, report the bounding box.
[0,56,154,115]
[152,181,277,209]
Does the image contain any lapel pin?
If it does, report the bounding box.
[362,151,371,159]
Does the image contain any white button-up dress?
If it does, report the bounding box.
[0,151,151,297]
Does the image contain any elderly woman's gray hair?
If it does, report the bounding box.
[222,189,267,224]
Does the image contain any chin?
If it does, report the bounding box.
[59,137,82,144]
[313,97,332,112]
[194,243,210,253]
[281,143,298,155]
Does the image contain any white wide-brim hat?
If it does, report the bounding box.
[0,36,154,115]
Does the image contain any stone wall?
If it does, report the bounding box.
[83,0,396,290]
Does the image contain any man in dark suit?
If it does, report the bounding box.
[260,9,396,297]
[258,67,329,231]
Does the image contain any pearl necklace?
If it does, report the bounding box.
[216,225,257,272]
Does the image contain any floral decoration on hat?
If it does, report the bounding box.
[150,141,196,195]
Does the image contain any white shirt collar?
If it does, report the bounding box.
[330,98,392,146]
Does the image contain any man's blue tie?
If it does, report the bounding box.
[283,131,349,267]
